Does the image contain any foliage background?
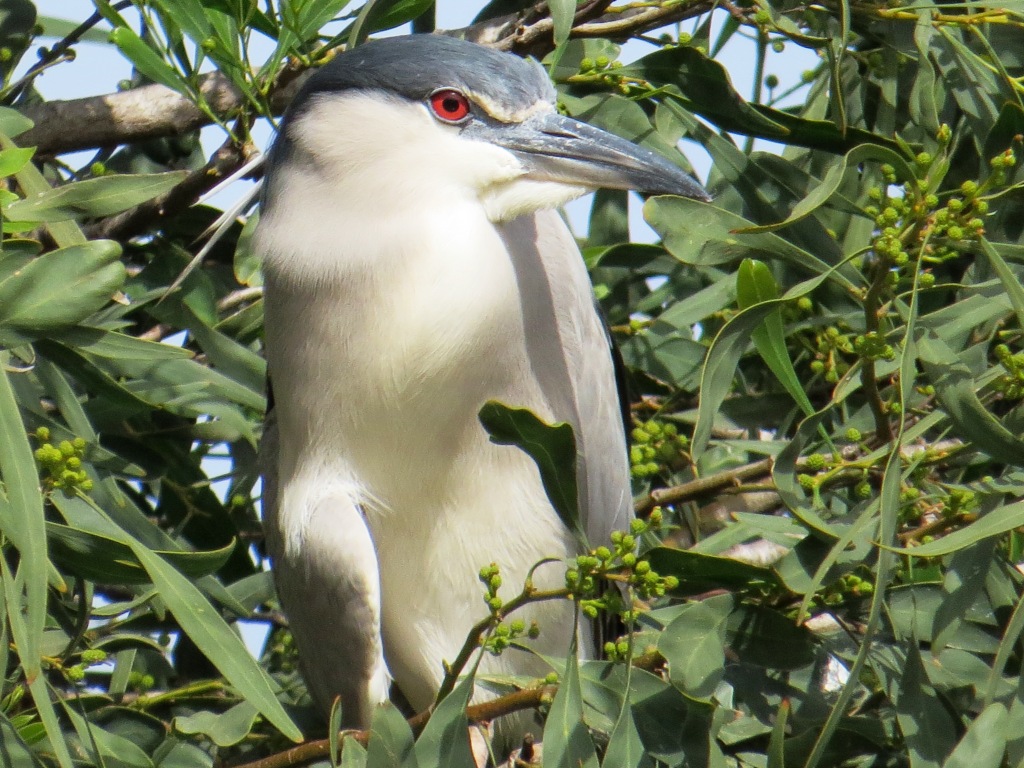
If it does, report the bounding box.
[0,0,1022,766]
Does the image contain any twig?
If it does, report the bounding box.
[635,457,774,515]
[218,286,264,312]
[435,584,570,702]
[11,0,135,100]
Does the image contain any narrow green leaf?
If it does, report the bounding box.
[548,0,574,47]
[646,547,780,595]
[738,144,915,234]
[0,106,32,137]
[73,495,300,741]
[0,710,45,767]
[885,498,1024,558]
[47,523,236,585]
[766,699,789,768]
[918,331,1024,466]
[979,236,1024,333]
[0,146,33,178]
[329,696,344,766]
[0,365,46,681]
[25,676,74,768]
[6,172,188,222]
[0,132,84,247]
[109,27,191,94]
[347,0,391,48]
[542,644,599,768]
[645,196,858,289]
[736,259,816,418]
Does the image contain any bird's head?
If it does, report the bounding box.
[264,35,709,224]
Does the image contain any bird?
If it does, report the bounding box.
[254,34,708,734]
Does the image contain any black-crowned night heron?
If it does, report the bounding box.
[255,34,708,731]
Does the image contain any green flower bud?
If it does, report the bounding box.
[80,649,107,665]
[805,453,827,470]
[65,665,85,681]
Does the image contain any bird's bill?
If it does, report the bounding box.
[479,111,710,201]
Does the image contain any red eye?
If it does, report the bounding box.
[429,89,471,123]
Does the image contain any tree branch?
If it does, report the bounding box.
[635,457,775,515]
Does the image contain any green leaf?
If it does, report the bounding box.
[0,711,45,767]
[341,735,369,768]
[0,241,125,345]
[658,597,730,699]
[6,172,188,222]
[645,197,857,287]
[736,259,816,418]
[548,0,575,47]
[109,27,191,94]
[602,688,647,768]
[0,106,33,137]
[413,674,475,768]
[0,367,46,682]
[73,496,300,741]
[542,645,599,768]
[766,700,789,768]
[737,144,915,234]
[0,146,34,178]
[885,499,1024,558]
[47,523,236,585]
[173,702,259,748]
[478,401,585,548]
[917,331,1024,467]
[366,702,418,768]
[646,547,781,595]
[942,702,1007,768]
[978,236,1024,333]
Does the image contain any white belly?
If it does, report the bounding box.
[263,207,593,713]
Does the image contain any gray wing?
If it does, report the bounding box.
[260,401,390,725]
[501,209,634,550]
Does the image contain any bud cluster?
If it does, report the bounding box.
[31,427,93,496]
[630,419,689,479]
